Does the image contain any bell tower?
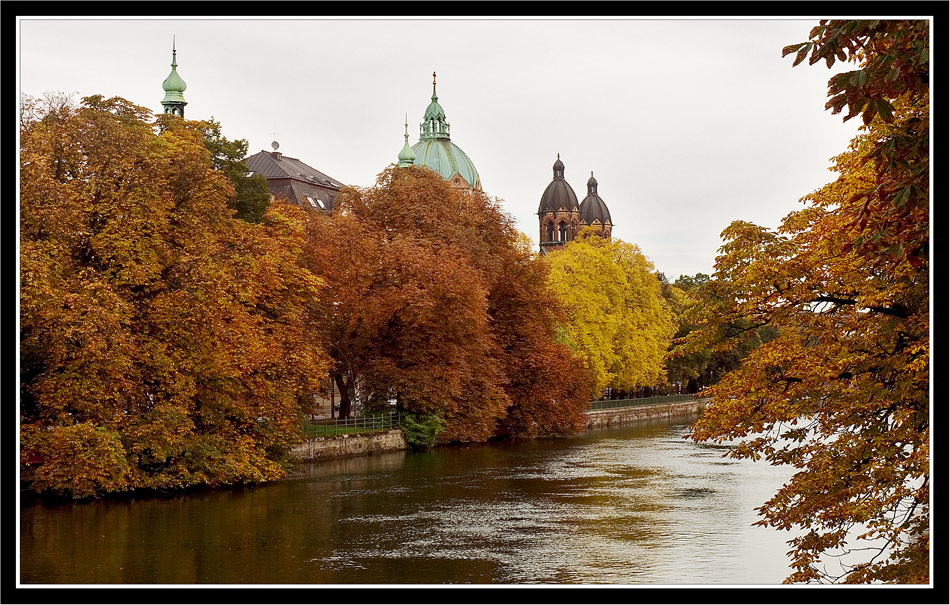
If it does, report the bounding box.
[537,154,581,253]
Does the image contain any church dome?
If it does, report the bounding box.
[538,155,579,214]
[579,172,612,225]
[411,139,480,189]
[409,73,481,190]
[161,44,187,104]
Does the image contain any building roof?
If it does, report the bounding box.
[579,172,612,226]
[410,73,481,191]
[538,155,579,214]
[411,139,481,190]
[245,149,344,211]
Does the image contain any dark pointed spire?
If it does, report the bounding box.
[587,171,598,194]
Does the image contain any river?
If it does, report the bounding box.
[19,419,797,585]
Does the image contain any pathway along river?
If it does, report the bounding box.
[20,418,798,585]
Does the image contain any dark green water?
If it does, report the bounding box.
[19,421,796,585]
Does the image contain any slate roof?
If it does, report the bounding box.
[579,192,612,226]
[245,150,344,212]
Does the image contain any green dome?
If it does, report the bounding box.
[410,138,480,189]
[411,72,480,190]
[161,44,187,105]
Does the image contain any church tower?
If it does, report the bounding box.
[578,171,613,239]
[160,38,187,118]
[538,158,613,253]
[537,155,581,253]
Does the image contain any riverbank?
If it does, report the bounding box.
[291,398,711,462]
[585,398,710,429]
[291,428,407,461]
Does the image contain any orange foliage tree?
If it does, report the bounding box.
[303,166,591,442]
[679,21,929,583]
[20,94,328,498]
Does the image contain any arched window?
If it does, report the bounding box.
[558,221,567,242]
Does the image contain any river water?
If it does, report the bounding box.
[19,419,798,585]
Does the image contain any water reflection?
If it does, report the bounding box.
[20,420,795,585]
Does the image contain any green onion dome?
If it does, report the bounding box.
[161,44,187,105]
[398,116,416,167]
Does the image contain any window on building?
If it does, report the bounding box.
[305,196,327,210]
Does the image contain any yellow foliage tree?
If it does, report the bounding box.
[546,230,675,398]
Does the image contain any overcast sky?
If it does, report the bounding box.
[18,16,866,279]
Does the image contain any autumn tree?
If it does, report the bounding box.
[490,234,593,438]
[303,166,592,442]
[663,273,778,393]
[304,208,507,442]
[197,118,272,223]
[546,230,676,399]
[20,94,327,498]
[680,20,929,583]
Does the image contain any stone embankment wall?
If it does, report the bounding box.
[291,400,710,462]
[585,398,710,429]
[291,429,408,462]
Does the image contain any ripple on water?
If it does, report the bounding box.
[19,422,797,585]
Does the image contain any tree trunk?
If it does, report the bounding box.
[334,372,355,419]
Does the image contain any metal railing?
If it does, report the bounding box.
[302,397,702,436]
[304,411,402,438]
[588,394,700,411]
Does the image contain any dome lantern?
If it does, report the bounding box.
[420,72,450,140]
[552,154,566,180]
